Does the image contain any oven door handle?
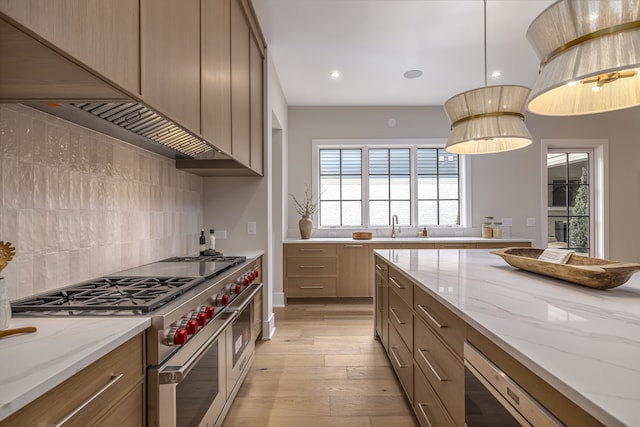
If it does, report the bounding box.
[154,314,235,385]
[227,282,263,314]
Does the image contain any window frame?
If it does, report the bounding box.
[541,139,609,258]
[311,138,471,229]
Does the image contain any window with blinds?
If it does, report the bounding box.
[317,145,460,228]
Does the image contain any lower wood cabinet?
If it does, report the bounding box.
[337,243,371,297]
[388,320,414,402]
[414,366,456,427]
[1,333,146,427]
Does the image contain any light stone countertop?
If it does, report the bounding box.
[284,236,534,244]
[374,248,640,427]
[0,317,150,421]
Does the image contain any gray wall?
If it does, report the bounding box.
[286,105,640,262]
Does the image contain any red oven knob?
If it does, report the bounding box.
[162,327,188,346]
[198,305,215,319]
[211,293,229,306]
[175,318,198,335]
[188,311,207,326]
[226,283,241,295]
[252,270,259,280]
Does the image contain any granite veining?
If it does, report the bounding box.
[0,317,149,421]
[374,248,640,427]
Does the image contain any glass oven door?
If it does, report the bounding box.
[148,315,231,427]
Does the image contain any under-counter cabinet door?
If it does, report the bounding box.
[338,244,371,297]
[0,334,145,427]
[141,0,201,134]
[374,258,389,350]
[0,0,139,98]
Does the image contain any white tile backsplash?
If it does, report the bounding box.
[0,104,204,300]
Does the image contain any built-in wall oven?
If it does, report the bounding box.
[464,342,562,427]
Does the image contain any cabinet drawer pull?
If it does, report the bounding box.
[417,403,435,427]
[389,277,406,289]
[344,244,363,248]
[389,308,406,325]
[299,248,324,252]
[300,286,324,289]
[375,264,386,271]
[299,265,325,269]
[417,304,447,329]
[418,349,448,382]
[49,374,124,426]
[389,346,410,368]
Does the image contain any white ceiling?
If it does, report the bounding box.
[251,0,555,106]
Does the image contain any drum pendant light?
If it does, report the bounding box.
[527,0,640,116]
[444,0,533,155]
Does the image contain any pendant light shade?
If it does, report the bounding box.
[444,85,533,155]
[527,0,640,116]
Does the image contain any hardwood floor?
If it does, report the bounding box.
[222,301,419,427]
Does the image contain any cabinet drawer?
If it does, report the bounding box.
[388,322,414,402]
[388,288,413,351]
[286,257,337,276]
[388,267,413,306]
[287,277,337,297]
[414,286,465,357]
[2,333,145,427]
[286,244,337,257]
[374,257,389,281]
[434,243,477,249]
[414,365,456,427]
[414,317,464,425]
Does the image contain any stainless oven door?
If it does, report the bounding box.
[226,283,262,398]
[148,314,233,427]
[464,342,562,427]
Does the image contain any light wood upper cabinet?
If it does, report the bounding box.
[141,0,201,134]
[230,0,251,166]
[201,0,232,155]
[0,0,140,97]
[250,31,264,175]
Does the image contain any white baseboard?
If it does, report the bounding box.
[273,291,285,307]
[262,312,276,340]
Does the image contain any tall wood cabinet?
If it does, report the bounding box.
[0,334,146,427]
[141,0,201,134]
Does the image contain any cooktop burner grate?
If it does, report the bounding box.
[11,276,202,313]
[162,255,247,263]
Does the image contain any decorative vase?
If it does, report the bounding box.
[298,216,313,240]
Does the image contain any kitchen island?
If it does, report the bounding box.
[374,248,640,426]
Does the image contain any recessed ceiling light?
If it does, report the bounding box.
[329,71,341,79]
[403,69,423,79]
[491,71,502,78]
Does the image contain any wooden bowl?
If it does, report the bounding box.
[352,232,373,240]
[491,247,640,289]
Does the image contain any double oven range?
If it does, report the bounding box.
[11,254,263,427]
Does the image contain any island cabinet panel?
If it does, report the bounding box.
[414,367,457,427]
[0,333,145,427]
[337,243,371,297]
[414,316,464,426]
[374,257,389,350]
[388,320,414,402]
[414,285,466,358]
[388,286,413,351]
[388,266,414,307]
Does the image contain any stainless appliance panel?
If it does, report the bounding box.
[113,261,233,278]
[464,342,562,427]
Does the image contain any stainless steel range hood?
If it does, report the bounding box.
[30,102,216,159]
